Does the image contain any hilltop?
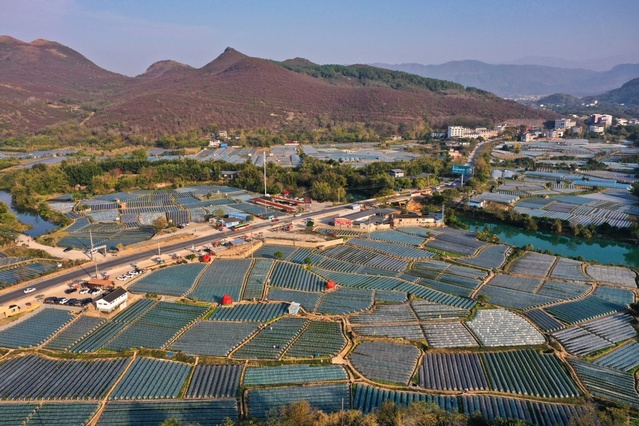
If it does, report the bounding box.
[0,37,553,138]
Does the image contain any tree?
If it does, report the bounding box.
[303,257,313,267]
[213,208,226,219]
[273,251,284,260]
[306,220,314,229]
[152,216,168,232]
[477,294,490,306]
[551,218,563,234]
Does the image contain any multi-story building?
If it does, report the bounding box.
[555,118,576,129]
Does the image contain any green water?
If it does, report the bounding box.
[462,218,639,268]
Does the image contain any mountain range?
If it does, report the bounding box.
[532,77,639,116]
[372,61,639,98]
[0,36,552,138]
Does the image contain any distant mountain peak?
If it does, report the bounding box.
[201,47,249,73]
[140,60,192,78]
[283,57,318,67]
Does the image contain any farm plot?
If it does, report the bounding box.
[545,296,626,324]
[594,286,635,305]
[0,261,58,285]
[509,252,556,277]
[350,304,417,324]
[0,355,129,400]
[104,302,208,351]
[130,264,206,297]
[352,323,425,340]
[321,245,408,271]
[419,353,488,391]
[569,359,639,409]
[487,274,542,293]
[393,282,476,309]
[411,300,470,320]
[70,299,157,353]
[396,226,435,238]
[481,350,579,398]
[536,280,590,300]
[284,320,346,358]
[348,238,435,259]
[586,265,637,288]
[553,327,614,357]
[3,403,98,426]
[349,341,420,385]
[314,270,405,291]
[374,289,408,303]
[459,245,509,270]
[232,317,307,359]
[190,259,252,303]
[314,256,361,273]
[247,384,349,419]
[524,309,564,333]
[421,322,479,348]
[425,228,486,256]
[242,259,273,300]
[460,395,589,426]
[369,229,425,246]
[315,287,374,315]
[353,384,457,414]
[581,313,637,343]
[269,262,325,292]
[252,245,298,260]
[420,279,475,298]
[267,288,321,311]
[97,400,238,426]
[44,316,106,351]
[466,309,545,347]
[476,285,556,310]
[170,321,260,356]
[0,307,73,349]
[594,341,639,371]
[244,364,347,386]
[110,357,191,400]
[550,258,590,281]
[208,302,288,322]
[186,364,242,398]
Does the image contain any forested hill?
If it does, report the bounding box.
[276,60,469,93]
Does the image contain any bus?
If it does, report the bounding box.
[232,223,250,232]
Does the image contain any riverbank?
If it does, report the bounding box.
[460,217,639,268]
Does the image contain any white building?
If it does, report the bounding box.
[447,126,468,138]
[590,114,613,127]
[555,118,576,129]
[389,169,405,178]
[95,287,128,313]
[589,125,605,134]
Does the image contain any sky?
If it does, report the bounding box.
[1,0,638,76]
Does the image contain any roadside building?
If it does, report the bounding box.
[220,171,238,180]
[555,118,576,129]
[389,169,405,178]
[334,208,399,228]
[391,213,443,227]
[95,287,128,313]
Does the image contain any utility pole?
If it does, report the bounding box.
[263,151,268,219]
[90,230,99,279]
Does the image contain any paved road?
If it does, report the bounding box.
[0,205,344,305]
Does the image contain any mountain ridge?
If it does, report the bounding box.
[372,60,639,98]
[0,37,554,138]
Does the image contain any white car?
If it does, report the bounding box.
[79,288,90,295]
[23,287,36,294]
[90,289,102,296]
[57,298,68,305]
[117,276,128,281]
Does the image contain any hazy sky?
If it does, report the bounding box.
[2,0,638,76]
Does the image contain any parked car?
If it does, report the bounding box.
[57,298,68,305]
[66,298,78,306]
[79,288,90,295]
[64,288,77,294]
[23,287,36,294]
[116,276,128,281]
[90,289,102,296]
[63,247,73,252]
[80,298,93,306]
[44,297,58,304]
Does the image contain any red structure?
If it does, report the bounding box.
[326,280,336,289]
[221,294,233,305]
[200,253,212,263]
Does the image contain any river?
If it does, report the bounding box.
[0,190,59,238]
[462,218,639,269]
